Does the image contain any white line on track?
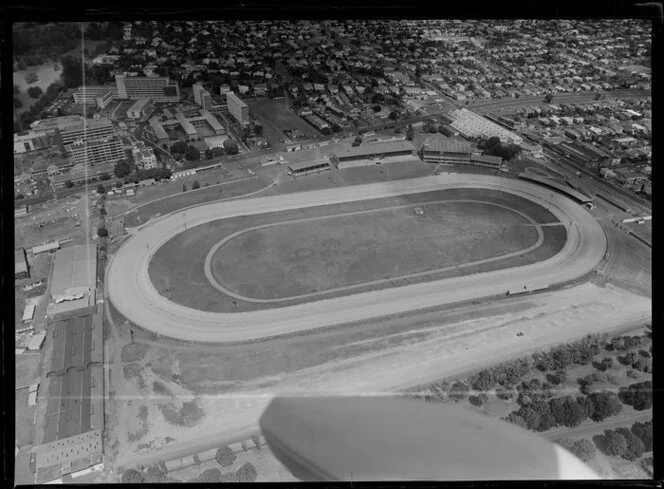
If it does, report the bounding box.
[106,174,607,343]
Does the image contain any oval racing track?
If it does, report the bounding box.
[106,174,607,342]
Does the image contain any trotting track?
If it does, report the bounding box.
[106,174,607,343]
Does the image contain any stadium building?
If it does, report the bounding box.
[287,159,331,176]
[115,75,180,102]
[422,135,503,169]
[226,91,249,125]
[333,140,416,169]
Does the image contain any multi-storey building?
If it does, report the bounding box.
[132,142,158,169]
[72,86,117,108]
[65,136,124,166]
[58,118,116,146]
[115,75,180,102]
[226,91,249,125]
[126,98,154,120]
[193,82,213,110]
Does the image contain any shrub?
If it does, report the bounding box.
[600,357,614,370]
[27,86,43,98]
[99,173,111,181]
[192,180,200,189]
[618,381,652,411]
[236,462,258,482]
[547,370,567,385]
[632,356,651,373]
[626,369,640,379]
[470,370,496,393]
[615,427,645,461]
[198,468,221,482]
[121,469,145,483]
[215,445,236,467]
[518,407,541,431]
[468,395,483,407]
[505,413,527,429]
[251,434,261,450]
[630,420,653,452]
[594,430,628,457]
[97,227,109,238]
[587,392,622,422]
[143,465,166,482]
[448,381,469,403]
[495,385,515,401]
[97,184,106,194]
[182,184,187,192]
[557,438,596,462]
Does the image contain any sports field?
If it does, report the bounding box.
[247,97,320,145]
[210,201,538,300]
[148,187,565,312]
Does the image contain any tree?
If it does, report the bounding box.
[192,180,201,190]
[587,392,622,422]
[632,356,651,373]
[558,439,596,463]
[204,149,213,160]
[27,86,43,99]
[97,227,109,238]
[198,468,222,482]
[100,208,107,216]
[352,136,363,147]
[519,407,541,431]
[223,139,239,155]
[16,194,25,200]
[618,381,652,411]
[470,370,496,393]
[182,184,187,192]
[448,381,469,403]
[143,465,167,482]
[505,413,527,429]
[631,420,653,452]
[25,72,39,84]
[389,111,399,121]
[620,351,638,366]
[496,385,515,401]
[615,427,645,461]
[547,370,567,385]
[114,160,131,179]
[97,184,106,195]
[60,55,83,88]
[544,93,553,104]
[252,434,261,450]
[236,462,258,482]
[598,357,613,371]
[170,141,188,156]
[212,146,225,158]
[215,445,236,467]
[185,145,200,161]
[468,395,484,407]
[372,104,381,113]
[594,430,627,457]
[406,124,414,141]
[99,173,111,181]
[64,180,74,188]
[121,469,145,483]
[14,97,23,108]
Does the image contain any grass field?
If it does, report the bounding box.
[148,188,562,312]
[247,97,320,146]
[13,62,62,116]
[210,200,538,300]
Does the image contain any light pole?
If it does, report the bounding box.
[232,300,239,312]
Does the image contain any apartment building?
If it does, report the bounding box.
[115,75,180,102]
[126,98,154,120]
[226,91,249,125]
[72,86,117,108]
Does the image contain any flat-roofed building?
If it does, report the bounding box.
[204,134,229,149]
[72,86,117,108]
[58,118,115,146]
[175,111,200,141]
[32,241,60,255]
[115,74,180,102]
[132,141,158,169]
[197,109,225,134]
[65,136,124,166]
[13,131,56,154]
[226,91,249,125]
[15,248,29,280]
[51,161,116,189]
[193,82,213,110]
[126,97,154,119]
[422,135,472,164]
[149,116,169,142]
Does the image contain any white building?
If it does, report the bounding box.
[126,98,154,120]
[450,108,523,145]
[226,92,249,125]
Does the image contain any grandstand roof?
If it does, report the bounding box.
[335,140,415,159]
[289,159,330,171]
[423,135,472,154]
[471,153,504,164]
[518,173,593,203]
[50,244,97,299]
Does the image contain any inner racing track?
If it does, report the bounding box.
[106,174,607,342]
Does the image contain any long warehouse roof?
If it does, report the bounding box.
[335,140,416,159]
[50,244,97,298]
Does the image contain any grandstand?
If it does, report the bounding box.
[287,159,331,176]
[518,173,593,204]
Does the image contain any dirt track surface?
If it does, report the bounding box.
[106,174,607,342]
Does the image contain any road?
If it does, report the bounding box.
[106,174,607,343]
[544,409,652,442]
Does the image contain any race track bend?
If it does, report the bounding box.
[114,175,263,219]
[106,174,607,343]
